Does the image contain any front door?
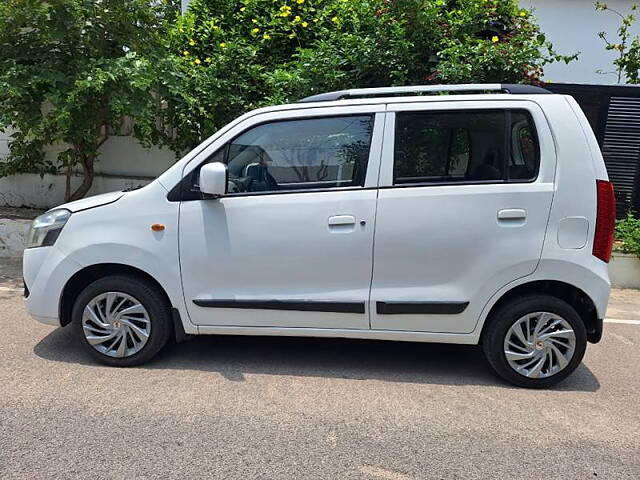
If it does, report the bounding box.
[370,101,556,334]
[179,108,384,329]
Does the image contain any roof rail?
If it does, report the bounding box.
[298,83,551,103]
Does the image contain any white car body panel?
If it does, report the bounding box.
[24,181,195,333]
[180,189,377,329]
[54,191,125,213]
[23,245,83,324]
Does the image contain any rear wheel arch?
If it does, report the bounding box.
[480,280,601,344]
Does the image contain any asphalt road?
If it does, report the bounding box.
[1,260,639,479]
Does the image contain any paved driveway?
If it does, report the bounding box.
[1,259,639,479]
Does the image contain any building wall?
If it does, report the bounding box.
[0,129,176,208]
[0,130,8,162]
[522,0,640,85]
[0,172,157,209]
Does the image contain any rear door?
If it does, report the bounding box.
[370,100,556,333]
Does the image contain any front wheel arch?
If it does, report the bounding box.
[60,263,173,328]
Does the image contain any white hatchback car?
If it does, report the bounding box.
[23,84,615,388]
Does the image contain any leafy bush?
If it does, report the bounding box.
[0,0,577,200]
[0,0,180,201]
[615,212,640,256]
[161,0,576,153]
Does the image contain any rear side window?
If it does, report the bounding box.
[509,111,539,181]
[393,109,539,185]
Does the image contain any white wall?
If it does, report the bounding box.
[14,133,176,178]
[0,172,157,209]
[0,134,8,160]
[523,0,640,84]
[0,129,176,208]
[92,136,176,177]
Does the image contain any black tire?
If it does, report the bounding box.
[482,294,587,388]
[72,275,172,367]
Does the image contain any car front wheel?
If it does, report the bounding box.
[72,275,172,366]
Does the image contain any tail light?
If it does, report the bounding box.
[593,180,616,262]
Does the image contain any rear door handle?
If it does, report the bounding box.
[328,215,356,226]
[497,208,526,220]
[497,209,527,227]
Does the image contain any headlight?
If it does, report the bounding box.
[26,209,71,249]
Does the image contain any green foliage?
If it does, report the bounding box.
[0,0,576,200]
[615,212,640,256]
[0,0,180,201]
[595,2,640,84]
[433,1,576,83]
[164,0,576,153]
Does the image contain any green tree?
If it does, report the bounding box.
[595,2,640,84]
[0,0,180,201]
[164,0,575,152]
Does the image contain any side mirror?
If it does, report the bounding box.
[199,162,227,197]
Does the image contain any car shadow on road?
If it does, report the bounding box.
[33,327,600,391]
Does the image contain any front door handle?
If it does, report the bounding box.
[328,215,356,233]
[498,208,526,220]
[328,215,356,226]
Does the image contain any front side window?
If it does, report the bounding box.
[204,115,374,195]
[393,109,539,185]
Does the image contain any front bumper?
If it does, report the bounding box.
[23,245,82,327]
[29,313,61,326]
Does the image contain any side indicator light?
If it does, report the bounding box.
[151,223,165,232]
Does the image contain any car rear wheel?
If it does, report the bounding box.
[482,294,587,388]
[72,275,172,366]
